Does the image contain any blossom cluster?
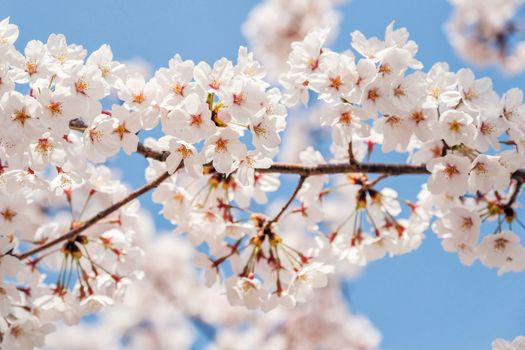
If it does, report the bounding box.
[278,23,525,275]
[44,230,380,350]
[446,0,525,73]
[0,10,525,349]
[0,164,145,350]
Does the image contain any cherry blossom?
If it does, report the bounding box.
[165,137,203,176]
[0,13,524,350]
[477,231,525,275]
[426,154,471,196]
[204,129,247,175]
[433,206,480,265]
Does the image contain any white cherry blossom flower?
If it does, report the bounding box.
[250,114,282,154]
[29,134,67,171]
[500,87,525,126]
[86,44,126,88]
[204,129,247,175]
[426,154,471,196]
[0,17,19,56]
[309,51,357,103]
[225,276,267,310]
[219,76,266,125]
[194,58,234,93]
[289,262,334,303]
[117,73,155,110]
[46,33,86,71]
[457,68,498,111]
[375,115,413,152]
[155,54,195,107]
[165,137,203,177]
[468,154,510,193]
[162,91,215,143]
[433,207,480,265]
[424,62,461,108]
[1,91,42,142]
[477,231,525,275]
[82,114,120,162]
[110,104,142,155]
[236,151,272,187]
[35,88,79,135]
[57,65,107,119]
[1,313,54,350]
[473,113,506,152]
[437,109,476,147]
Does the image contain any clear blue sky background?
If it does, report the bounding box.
[3,1,525,349]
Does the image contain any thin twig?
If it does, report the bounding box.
[16,171,173,260]
[506,180,523,208]
[368,174,389,187]
[266,175,307,227]
[348,142,357,165]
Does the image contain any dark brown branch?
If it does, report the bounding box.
[348,142,357,165]
[505,169,524,184]
[16,171,173,260]
[136,143,169,162]
[506,180,523,208]
[68,118,525,209]
[68,119,525,182]
[261,163,525,185]
[259,162,429,176]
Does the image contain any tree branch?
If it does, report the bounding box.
[266,175,307,227]
[68,119,525,199]
[68,119,525,182]
[258,162,429,176]
[16,171,173,260]
[348,142,357,165]
[260,161,525,185]
[505,179,523,208]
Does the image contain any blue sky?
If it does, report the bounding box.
[3,0,525,349]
